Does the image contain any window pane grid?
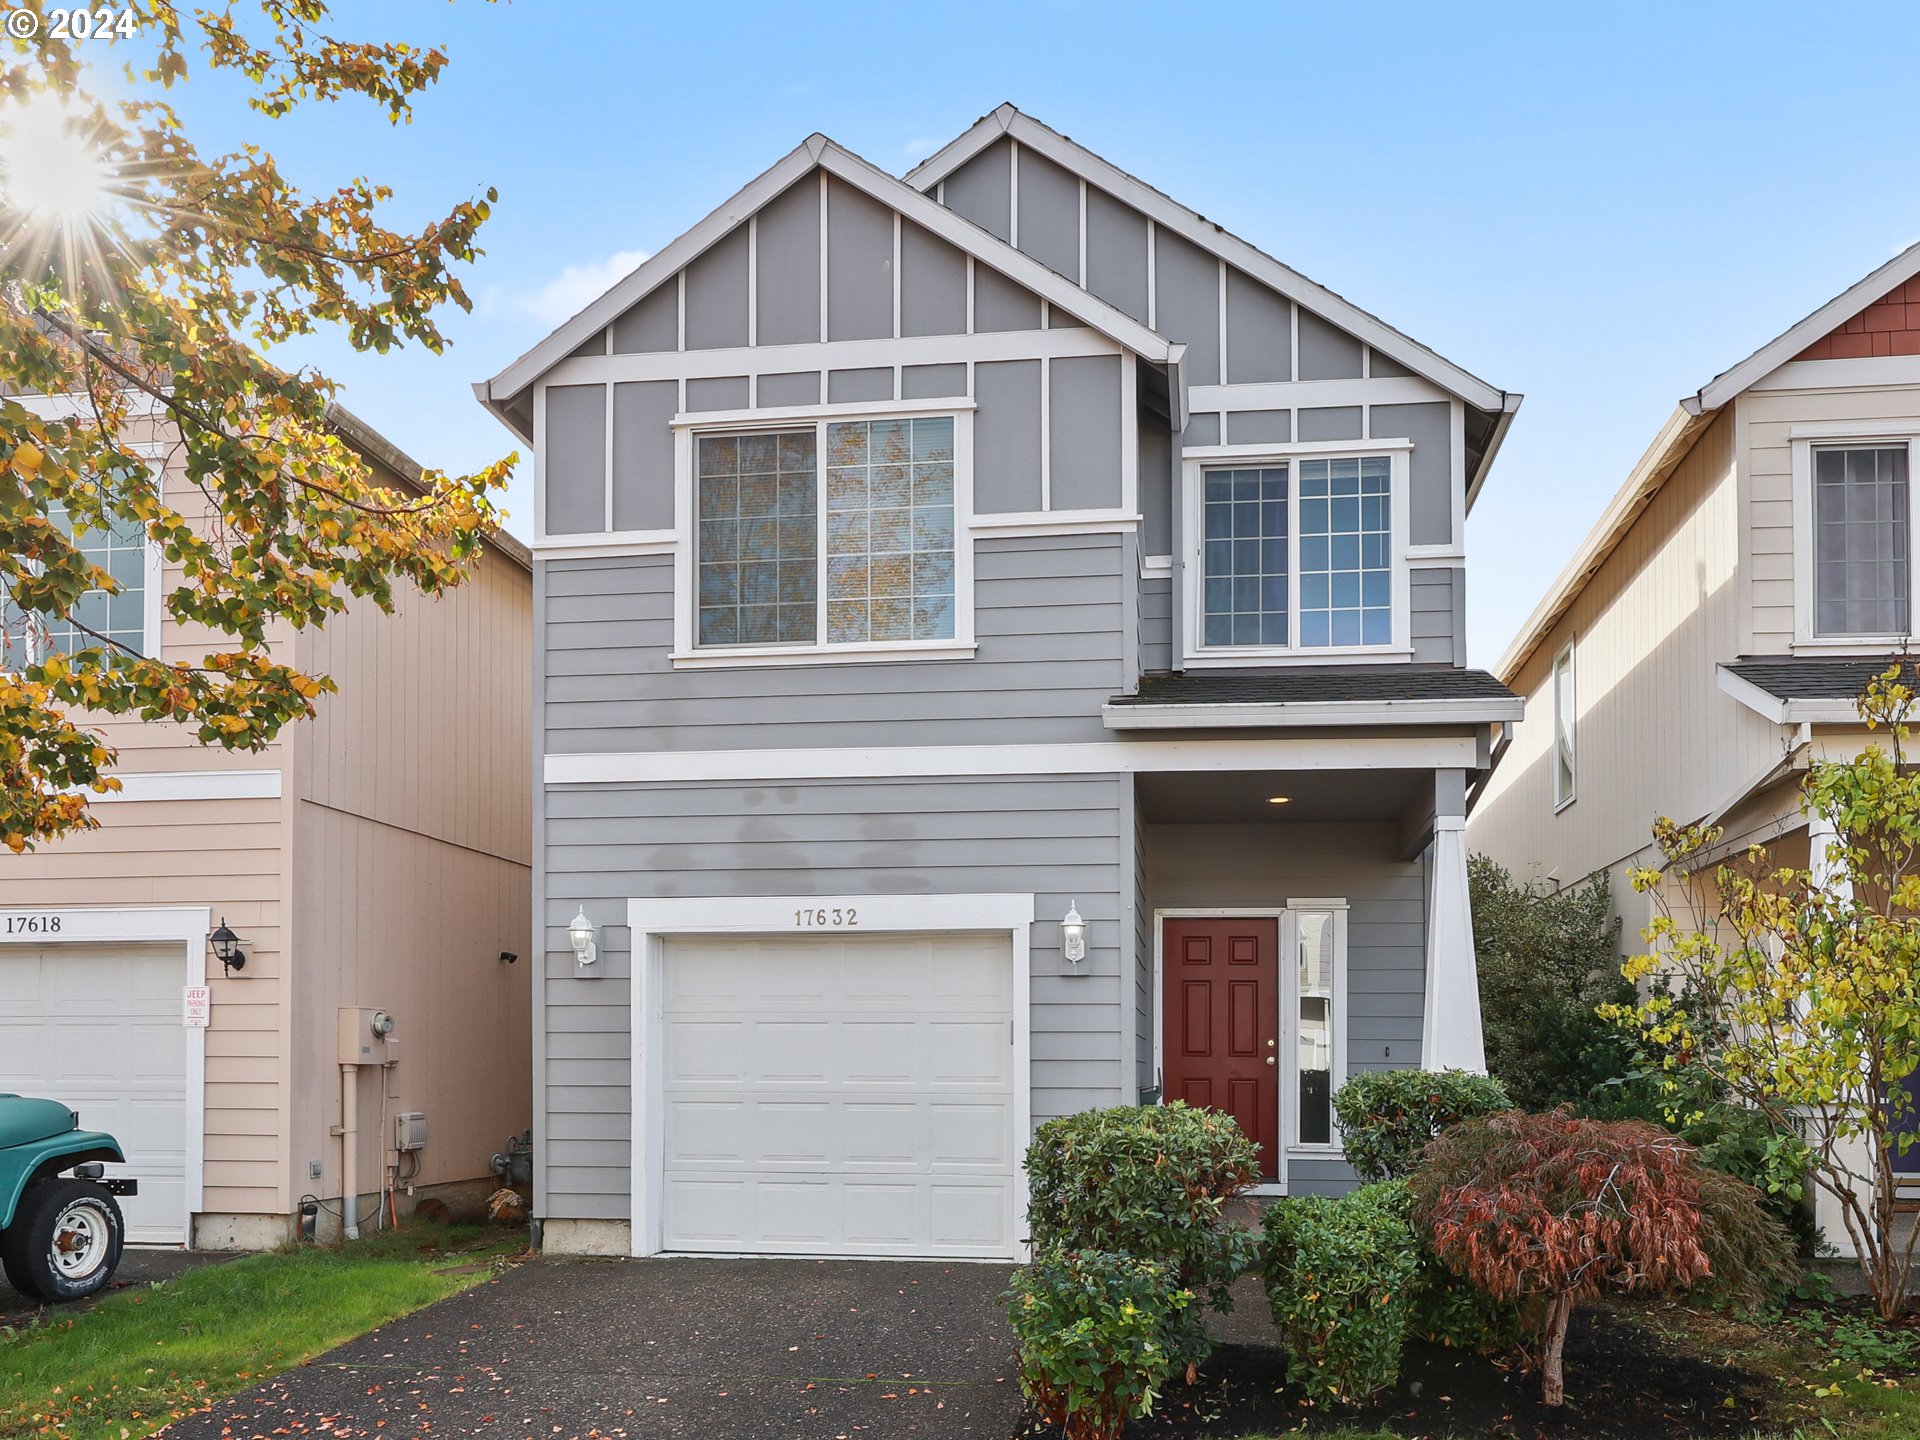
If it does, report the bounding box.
[824,416,955,644]
[1814,445,1909,637]
[4,506,147,667]
[1298,456,1391,648]
[697,430,818,647]
[1201,466,1288,647]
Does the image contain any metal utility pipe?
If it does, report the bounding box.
[340,1063,360,1240]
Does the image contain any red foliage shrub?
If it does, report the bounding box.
[1408,1109,1794,1405]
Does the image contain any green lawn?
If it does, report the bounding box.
[0,1225,521,1440]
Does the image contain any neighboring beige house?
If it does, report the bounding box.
[0,407,533,1249]
[1470,242,1920,1249]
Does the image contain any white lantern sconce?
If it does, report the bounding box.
[568,906,598,971]
[1061,899,1087,968]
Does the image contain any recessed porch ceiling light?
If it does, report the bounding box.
[1267,795,1291,805]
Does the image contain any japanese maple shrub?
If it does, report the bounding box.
[1409,1110,1796,1405]
[1005,1249,1193,1440]
[1261,1181,1422,1405]
[1333,1068,1512,1182]
[1024,1103,1260,1371]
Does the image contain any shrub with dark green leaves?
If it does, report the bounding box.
[1333,1069,1513,1182]
[1470,854,1634,1111]
[1004,1249,1193,1440]
[1262,1181,1423,1405]
[1025,1102,1260,1340]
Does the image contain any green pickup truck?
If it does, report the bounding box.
[0,1094,137,1302]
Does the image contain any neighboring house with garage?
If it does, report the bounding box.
[0,406,533,1250]
[1469,241,1920,1249]
[476,105,1522,1261]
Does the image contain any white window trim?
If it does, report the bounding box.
[1150,901,1348,1196]
[1552,640,1577,812]
[1790,430,1920,653]
[1281,900,1349,1160]
[669,401,977,669]
[626,891,1034,1261]
[1179,440,1414,668]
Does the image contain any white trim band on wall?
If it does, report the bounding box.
[88,770,283,804]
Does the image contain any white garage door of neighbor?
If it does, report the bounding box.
[0,944,190,1244]
[660,932,1017,1259]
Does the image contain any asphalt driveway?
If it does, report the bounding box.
[158,1255,1024,1439]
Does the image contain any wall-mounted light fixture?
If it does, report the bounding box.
[568,907,598,968]
[209,918,248,976]
[1061,900,1087,967]
[499,951,518,965]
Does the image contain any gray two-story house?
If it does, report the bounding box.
[477,106,1523,1260]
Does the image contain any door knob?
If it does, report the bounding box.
[1265,1056,1276,1067]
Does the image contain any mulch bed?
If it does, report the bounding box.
[1018,1307,1776,1439]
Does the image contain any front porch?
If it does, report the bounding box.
[1129,764,1484,1195]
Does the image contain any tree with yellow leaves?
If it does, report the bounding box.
[1607,660,1920,1319]
[1,3,512,851]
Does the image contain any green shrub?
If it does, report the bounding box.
[1410,1257,1528,1355]
[1261,1181,1422,1406]
[1004,1249,1193,1440]
[1332,1069,1513,1182]
[1470,855,1635,1111]
[1026,1102,1259,1354]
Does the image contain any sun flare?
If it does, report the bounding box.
[0,94,116,227]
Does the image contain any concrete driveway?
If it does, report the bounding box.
[159,1256,1025,1439]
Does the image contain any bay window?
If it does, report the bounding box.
[1185,444,1408,663]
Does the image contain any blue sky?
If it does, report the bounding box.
[131,0,1920,666]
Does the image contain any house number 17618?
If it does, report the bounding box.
[3,914,61,934]
[794,907,858,928]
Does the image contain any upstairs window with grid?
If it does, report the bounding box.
[2,507,150,669]
[695,416,957,650]
[1813,444,1910,638]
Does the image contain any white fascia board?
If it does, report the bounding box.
[906,108,1512,415]
[1464,391,1525,513]
[482,134,1170,406]
[1715,665,1861,725]
[88,769,283,804]
[1494,404,1708,683]
[1100,697,1523,730]
[1693,238,1920,413]
[545,734,1482,786]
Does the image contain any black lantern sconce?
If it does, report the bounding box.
[209,918,248,976]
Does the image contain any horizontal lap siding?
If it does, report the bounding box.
[538,774,1130,1221]
[542,533,1125,752]
[1143,819,1427,1194]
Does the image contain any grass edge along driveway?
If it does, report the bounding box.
[0,1225,520,1440]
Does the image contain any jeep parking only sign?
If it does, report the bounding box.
[182,985,211,1028]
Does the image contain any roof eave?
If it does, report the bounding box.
[480,130,1172,408]
[909,106,1513,414]
[1100,696,1524,730]
[1464,391,1524,513]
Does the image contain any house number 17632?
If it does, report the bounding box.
[794,907,858,928]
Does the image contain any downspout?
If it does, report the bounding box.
[340,1063,360,1241]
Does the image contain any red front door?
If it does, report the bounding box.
[1163,917,1280,1179]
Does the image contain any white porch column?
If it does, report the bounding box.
[1808,799,1868,1256]
[1421,769,1486,1073]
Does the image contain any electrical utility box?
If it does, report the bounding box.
[394,1112,428,1152]
[337,1006,397,1066]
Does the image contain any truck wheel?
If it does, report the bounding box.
[1,1177,125,1303]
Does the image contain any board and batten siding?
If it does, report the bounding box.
[537,773,1131,1222]
[933,138,1471,671]
[1470,407,1784,932]
[1143,819,1428,1195]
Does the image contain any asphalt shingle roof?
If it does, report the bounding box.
[1108,666,1517,707]
[1724,654,1918,702]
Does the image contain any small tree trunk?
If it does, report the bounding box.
[1540,1293,1575,1407]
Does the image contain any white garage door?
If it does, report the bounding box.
[0,944,190,1244]
[660,931,1017,1259]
